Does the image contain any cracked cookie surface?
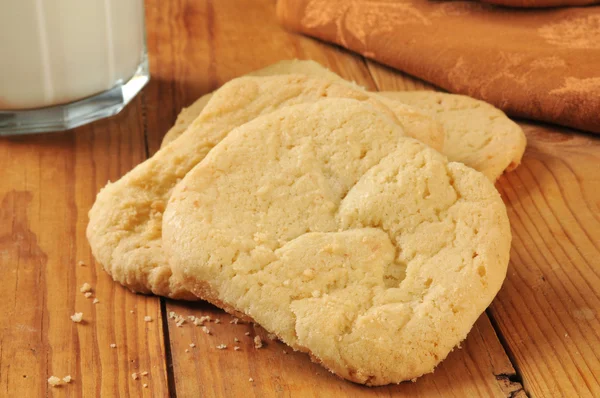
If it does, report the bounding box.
[87,74,442,299]
[163,99,511,384]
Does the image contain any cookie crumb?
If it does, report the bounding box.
[249,378,254,382]
[130,310,134,314]
[189,343,196,348]
[62,375,72,383]
[78,261,85,267]
[143,383,148,388]
[230,318,239,324]
[70,312,83,323]
[194,315,210,326]
[234,346,241,351]
[216,344,227,350]
[185,349,189,353]
[131,373,139,380]
[253,336,263,349]
[47,376,61,387]
[110,343,116,348]
[267,333,277,341]
[234,337,239,343]
[144,316,152,322]
[93,298,99,304]
[176,316,185,327]
[141,371,148,376]
[84,292,93,298]
[214,319,221,324]
[169,311,176,319]
[283,350,287,354]
[202,326,211,335]
[244,332,250,336]
[80,283,92,293]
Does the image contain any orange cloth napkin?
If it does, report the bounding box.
[277,0,600,134]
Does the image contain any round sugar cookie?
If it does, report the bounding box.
[163,99,511,384]
[87,74,442,299]
[380,91,526,181]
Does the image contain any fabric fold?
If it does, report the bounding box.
[277,0,600,134]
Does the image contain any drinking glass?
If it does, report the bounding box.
[0,0,149,135]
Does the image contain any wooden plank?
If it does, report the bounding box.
[0,101,170,397]
[144,0,524,396]
[492,125,600,398]
[368,61,600,397]
[164,302,523,398]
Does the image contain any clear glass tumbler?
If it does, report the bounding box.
[0,0,149,135]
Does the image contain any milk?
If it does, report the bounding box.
[0,0,145,110]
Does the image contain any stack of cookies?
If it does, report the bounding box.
[87,60,525,385]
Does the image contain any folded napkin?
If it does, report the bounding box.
[277,0,600,134]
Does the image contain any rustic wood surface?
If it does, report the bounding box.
[0,0,598,397]
[0,105,170,397]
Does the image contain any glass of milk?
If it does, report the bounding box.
[0,0,149,135]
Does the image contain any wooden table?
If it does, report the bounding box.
[1,1,599,397]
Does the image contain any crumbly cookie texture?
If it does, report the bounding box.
[163,99,511,385]
[379,91,526,181]
[87,74,442,299]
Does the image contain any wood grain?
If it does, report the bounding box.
[368,61,600,397]
[0,101,170,397]
[492,125,600,398]
[1,0,598,396]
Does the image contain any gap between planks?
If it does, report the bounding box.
[161,298,178,398]
[486,307,527,397]
[140,65,177,397]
